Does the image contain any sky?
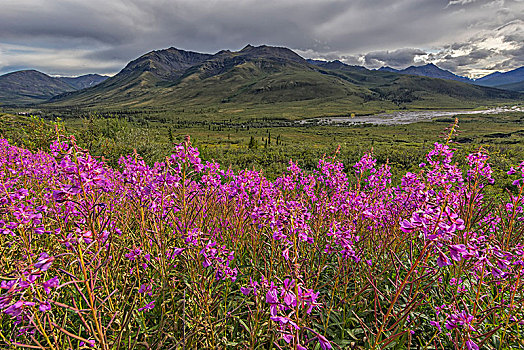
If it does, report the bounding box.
[0,0,523,78]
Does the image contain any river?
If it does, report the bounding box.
[298,105,524,125]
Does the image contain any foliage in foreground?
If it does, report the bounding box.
[0,129,524,349]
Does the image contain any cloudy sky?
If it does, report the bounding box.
[0,0,523,78]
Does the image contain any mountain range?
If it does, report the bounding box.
[378,64,524,91]
[0,70,108,105]
[0,45,522,116]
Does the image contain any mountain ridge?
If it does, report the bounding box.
[0,70,109,106]
[45,45,522,115]
[474,66,524,87]
[2,45,522,114]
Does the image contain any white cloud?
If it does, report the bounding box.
[447,0,477,6]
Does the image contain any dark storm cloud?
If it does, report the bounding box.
[0,0,522,77]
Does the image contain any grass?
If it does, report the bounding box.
[1,108,523,191]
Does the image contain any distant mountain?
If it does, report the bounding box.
[306,59,327,66]
[396,63,472,84]
[0,70,108,106]
[378,66,399,73]
[307,59,367,72]
[60,74,108,90]
[120,47,213,81]
[498,80,524,93]
[0,70,76,106]
[384,63,524,92]
[47,45,522,114]
[474,67,524,88]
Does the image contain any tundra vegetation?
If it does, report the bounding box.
[1,113,524,349]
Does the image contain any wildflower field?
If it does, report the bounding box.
[1,126,524,349]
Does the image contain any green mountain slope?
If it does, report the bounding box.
[475,67,524,87]
[0,70,76,106]
[46,45,523,117]
[60,74,108,89]
[498,80,524,93]
[0,70,109,106]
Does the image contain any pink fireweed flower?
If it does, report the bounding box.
[18,273,39,290]
[445,310,476,331]
[465,340,479,350]
[42,276,59,294]
[125,247,142,261]
[430,320,442,332]
[317,333,332,350]
[0,280,17,291]
[138,284,153,296]
[138,300,155,312]
[52,185,81,203]
[266,282,280,315]
[79,340,95,348]
[240,278,259,296]
[281,279,297,307]
[270,316,300,330]
[448,244,468,262]
[437,251,452,268]
[38,301,52,312]
[4,300,35,317]
[34,252,54,271]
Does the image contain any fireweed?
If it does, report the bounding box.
[0,131,523,350]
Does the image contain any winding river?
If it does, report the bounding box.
[298,105,524,125]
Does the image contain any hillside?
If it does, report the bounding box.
[474,66,524,88]
[400,63,472,83]
[0,70,76,106]
[48,45,372,109]
[377,63,472,83]
[498,80,524,92]
[378,64,524,92]
[0,70,108,106]
[41,45,524,116]
[60,74,108,90]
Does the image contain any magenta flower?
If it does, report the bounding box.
[4,300,35,317]
[266,283,279,304]
[466,340,479,350]
[430,320,442,332]
[437,251,452,268]
[39,301,52,312]
[270,316,300,330]
[317,333,332,350]
[42,276,59,294]
[138,301,155,312]
[449,244,467,262]
[445,311,476,331]
[34,252,54,271]
[281,279,296,307]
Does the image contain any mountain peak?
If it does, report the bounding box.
[0,70,79,105]
[237,44,306,63]
[120,46,213,80]
[5,69,47,77]
[378,66,399,72]
[399,63,471,83]
[241,44,255,51]
[475,65,524,87]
